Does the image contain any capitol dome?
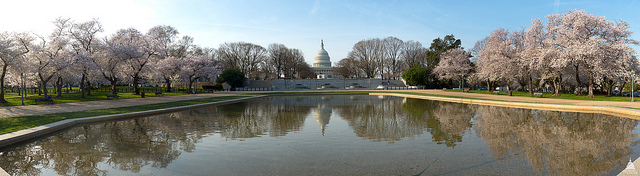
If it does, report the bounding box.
[313,40,331,68]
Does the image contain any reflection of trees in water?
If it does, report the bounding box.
[398,98,473,147]
[475,106,640,175]
[0,97,312,176]
[0,111,220,176]
[430,102,474,147]
[212,97,311,139]
[334,97,471,143]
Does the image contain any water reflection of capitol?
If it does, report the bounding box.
[272,95,380,136]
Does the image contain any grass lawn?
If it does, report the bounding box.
[0,94,258,135]
[0,87,201,107]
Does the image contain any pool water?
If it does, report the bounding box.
[0,95,638,175]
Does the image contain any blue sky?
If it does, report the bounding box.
[1,0,639,65]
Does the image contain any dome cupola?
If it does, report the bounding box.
[313,40,331,68]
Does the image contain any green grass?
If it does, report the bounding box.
[0,94,259,135]
[0,87,199,107]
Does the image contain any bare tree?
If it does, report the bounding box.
[216,42,266,79]
[401,40,426,69]
[382,36,404,80]
[267,43,288,78]
[348,38,382,78]
[333,57,359,78]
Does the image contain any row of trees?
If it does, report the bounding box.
[0,17,322,103]
[420,10,637,98]
[332,36,428,79]
[333,35,464,90]
[216,42,315,80]
[472,10,637,97]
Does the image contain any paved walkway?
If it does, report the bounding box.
[0,93,237,118]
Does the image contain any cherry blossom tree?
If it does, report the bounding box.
[108,28,156,95]
[29,18,74,98]
[547,10,636,98]
[0,32,31,103]
[147,25,178,58]
[178,55,219,93]
[153,56,184,92]
[476,28,520,93]
[433,48,472,90]
[69,18,103,98]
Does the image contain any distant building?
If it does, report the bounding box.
[312,40,332,79]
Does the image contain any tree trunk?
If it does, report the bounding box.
[553,76,562,97]
[587,72,595,98]
[165,78,172,92]
[574,64,582,95]
[56,77,63,97]
[528,76,533,95]
[86,80,92,96]
[0,64,8,103]
[111,80,118,95]
[133,76,140,95]
[80,74,86,98]
[486,79,491,92]
[40,80,47,98]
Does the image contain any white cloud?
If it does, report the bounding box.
[309,0,320,15]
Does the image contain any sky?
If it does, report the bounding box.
[1,0,639,65]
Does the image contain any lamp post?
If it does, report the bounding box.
[633,73,635,102]
[21,73,24,106]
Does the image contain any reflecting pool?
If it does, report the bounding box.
[1,95,639,175]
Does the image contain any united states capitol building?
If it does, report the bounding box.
[312,40,333,79]
[246,40,405,90]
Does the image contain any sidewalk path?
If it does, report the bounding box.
[0,93,236,118]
